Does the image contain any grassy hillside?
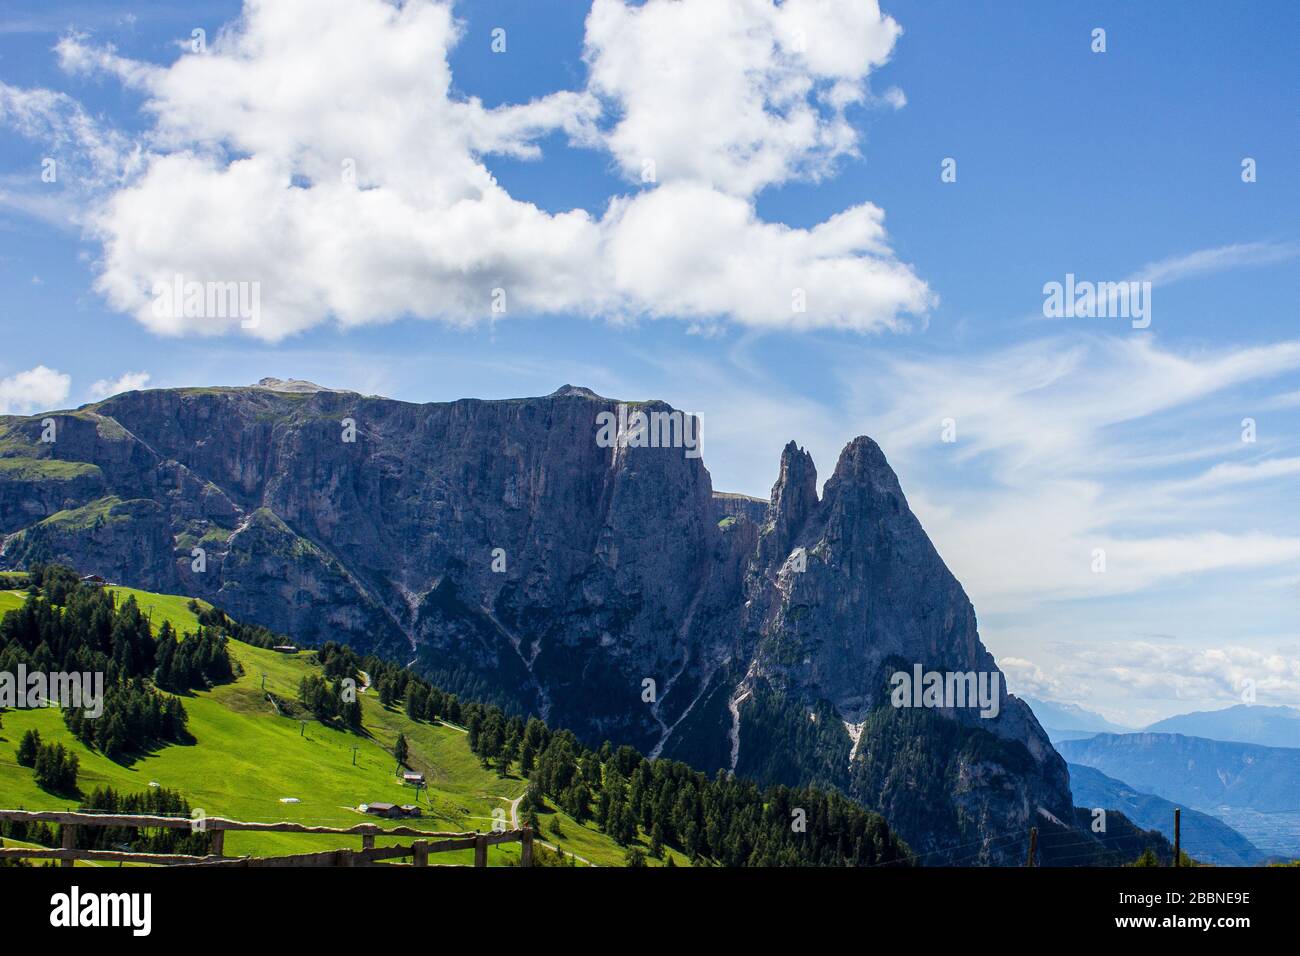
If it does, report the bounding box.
[0,584,669,866]
[0,590,25,617]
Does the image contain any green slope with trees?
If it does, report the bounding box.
[0,566,911,867]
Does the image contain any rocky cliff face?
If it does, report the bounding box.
[0,380,1073,862]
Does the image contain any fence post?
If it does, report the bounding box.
[362,833,375,851]
[520,828,533,868]
[1173,809,1180,867]
[413,840,429,867]
[474,833,488,868]
[60,824,77,868]
[209,830,225,857]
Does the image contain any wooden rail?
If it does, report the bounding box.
[0,809,533,868]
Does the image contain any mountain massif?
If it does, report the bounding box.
[1022,697,1132,743]
[1059,733,1300,815]
[1060,732,1300,858]
[1,380,1099,863]
[1145,705,1300,749]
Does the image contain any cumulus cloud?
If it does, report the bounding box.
[0,365,71,415]
[584,0,901,194]
[87,371,151,401]
[2,0,930,340]
[601,182,930,331]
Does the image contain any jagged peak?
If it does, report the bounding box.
[763,441,818,551]
[828,435,894,481]
[771,442,817,502]
[817,436,906,511]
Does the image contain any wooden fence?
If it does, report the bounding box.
[0,809,533,868]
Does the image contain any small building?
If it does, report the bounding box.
[271,645,299,654]
[402,772,425,786]
[363,802,400,818]
[399,805,422,818]
[81,574,107,587]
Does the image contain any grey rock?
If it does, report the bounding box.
[0,382,1076,862]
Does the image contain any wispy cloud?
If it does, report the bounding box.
[814,334,1300,616]
[1129,241,1300,287]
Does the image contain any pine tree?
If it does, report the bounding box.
[342,699,363,731]
[16,729,41,767]
[519,741,535,775]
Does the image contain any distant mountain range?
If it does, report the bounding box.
[1061,733,1300,860]
[1024,697,1300,749]
[1021,697,1132,743]
[1067,763,1266,866]
[1145,704,1300,749]
[1059,732,1300,813]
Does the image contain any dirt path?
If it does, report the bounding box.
[508,792,524,829]
[497,793,596,867]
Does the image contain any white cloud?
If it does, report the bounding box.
[1129,240,1300,287]
[0,0,929,341]
[87,371,151,401]
[1261,389,1300,410]
[0,365,71,415]
[584,0,901,195]
[1074,642,1300,706]
[0,81,140,197]
[1001,643,1300,717]
[831,335,1300,613]
[1000,656,1089,703]
[601,182,932,331]
[1170,457,1300,492]
[857,335,1300,479]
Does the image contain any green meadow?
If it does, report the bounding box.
[0,584,676,866]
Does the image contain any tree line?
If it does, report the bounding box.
[306,640,913,867]
[0,565,241,781]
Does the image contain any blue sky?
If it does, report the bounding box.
[1,0,1297,725]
